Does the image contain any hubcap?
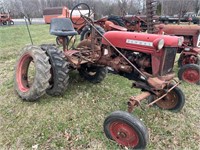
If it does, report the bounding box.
[182,68,200,83]
[17,54,34,92]
[109,121,139,147]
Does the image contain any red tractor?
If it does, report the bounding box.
[14,3,185,149]
[0,10,14,26]
[155,24,200,85]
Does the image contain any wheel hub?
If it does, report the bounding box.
[109,121,139,147]
[182,68,200,83]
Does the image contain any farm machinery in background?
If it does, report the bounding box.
[146,0,200,85]
[14,3,185,149]
[159,12,200,24]
[0,10,14,26]
[155,24,200,85]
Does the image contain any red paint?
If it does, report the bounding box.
[16,54,32,92]
[109,121,139,147]
[182,68,200,83]
[155,24,200,55]
[102,31,180,52]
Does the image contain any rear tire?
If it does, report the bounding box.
[41,44,70,96]
[80,25,105,41]
[178,64,200,85]
[14,45,51,101]
[8,20,14,25]
[104,111,148,149]
[107,15,125,27]
[2,21,7,25]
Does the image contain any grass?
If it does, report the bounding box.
[0,24,200,150]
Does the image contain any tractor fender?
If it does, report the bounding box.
[105,21,127,31]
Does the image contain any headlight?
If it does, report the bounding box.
[153,38,165,51]
[178,36,184,47]
[157,39,165,50]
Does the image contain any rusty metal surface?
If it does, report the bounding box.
[128,92,151,113]
[148,82,180,107]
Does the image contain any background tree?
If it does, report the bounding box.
[1,0,199,24]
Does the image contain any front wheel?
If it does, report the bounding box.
[78,64,107,83]
[148,85,185,112]
[2,21,7,25]
[104,111,148,149]
[178,64,200,85]
[8,20,14,25]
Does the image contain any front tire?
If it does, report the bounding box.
[178,64,200,85]
[104,111,148,149]
[148,85,185,112]
[14,45,51,101]
[41,44,70,96]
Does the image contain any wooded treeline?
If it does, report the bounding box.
[1,0,200,19]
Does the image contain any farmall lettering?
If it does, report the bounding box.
[126,39,153,47]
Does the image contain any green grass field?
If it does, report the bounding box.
[0,24,200,149]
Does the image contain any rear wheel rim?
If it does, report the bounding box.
[16,54,34,92]
[182,68,200,83]
[109,121,139,147]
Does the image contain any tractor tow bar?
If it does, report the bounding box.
[147,82,180,107]
[127,81,181,113]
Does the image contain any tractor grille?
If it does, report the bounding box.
[160,48,177,76]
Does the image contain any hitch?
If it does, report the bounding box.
[128,91,151,113]
[128,81,181,113]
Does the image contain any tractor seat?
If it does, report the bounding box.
[50,18,78,37]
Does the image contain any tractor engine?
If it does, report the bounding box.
[98,47,151,80]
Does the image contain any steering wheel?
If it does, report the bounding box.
[70,3,91,25]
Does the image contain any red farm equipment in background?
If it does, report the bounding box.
[155,24,200,85]
[0,10,14,26]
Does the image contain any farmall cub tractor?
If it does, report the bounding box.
[156,24,200,85]
[14,3,185,149]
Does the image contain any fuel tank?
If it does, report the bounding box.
[102,31,181,54]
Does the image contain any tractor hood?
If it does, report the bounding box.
[102,31,182,53]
